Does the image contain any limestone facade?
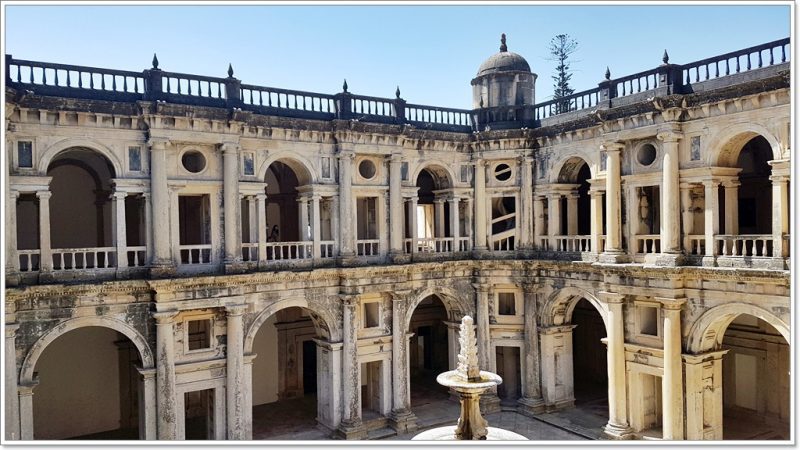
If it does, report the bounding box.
[3,37,791,441]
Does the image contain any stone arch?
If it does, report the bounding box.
[257,152,316,185]
[411,162,455,190]
[244,297,339,353]
[551,154,594,184]
[19,316,153,384]
[404,286,472,329]
[540,286,608,330]
[706,122,781,167]
[686,302,789,354]
[38,138,122,176]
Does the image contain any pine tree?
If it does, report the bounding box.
[548,34,579,114]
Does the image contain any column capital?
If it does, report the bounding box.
[141,191,151,199]
[337,150,355,161]
[655,297,686,310]
[598,291,626,304]
[389,153,404,163]
[769,174,790,183]
[5,323,20,338]
[679,182,696,190]
[35,190,51,200]
[391,289,413,302]
[9,190,20,200]
[147,138,170,151]
[600,142,624,153]
[152,310,179,324]
[701,179,720,189]
[340,294,359,306]
[219,141,240,154]
[472,282,489,293]
[656,131,682,143]
[112,191,128,200]
[136,366,158,378]
[225,304,248,316]
[521,282,542,294]
[255,192,268,201]
[721,180,741,189]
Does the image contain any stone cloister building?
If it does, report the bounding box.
[3,35,791,441]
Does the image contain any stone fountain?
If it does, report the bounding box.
[412,315,527,441]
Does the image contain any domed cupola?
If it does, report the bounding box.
[472,34,537,109]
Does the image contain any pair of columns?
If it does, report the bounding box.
[404,195,465,253]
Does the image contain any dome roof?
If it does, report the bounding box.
[476,34,531,77]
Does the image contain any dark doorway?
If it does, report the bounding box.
[303,340,317,395]
[572,299,608,405]
[408,296,451,410]
[184,389,214,440]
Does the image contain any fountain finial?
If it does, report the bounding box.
[456,316,481,382]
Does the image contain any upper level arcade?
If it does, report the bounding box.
[4,36,791,285]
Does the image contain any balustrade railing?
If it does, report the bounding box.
[160,71,226,100]
[456,237,471,252]
[686,235,705,256]
[179,245,212,265]
[350,94,396,118]
[126,246,147,267]
[614,68,660,98]
[52,247,116,271]
[416,237,454,254]
[534,87,601,120]
[265,241,312,261]
[241,243,259,262]
[554,235,592,252]
[405,103,472,127]
[491,230,516,252]
[634,235,661,255]
[319,241,335,259]
[682,38,789,85]
[6,58,145,100]
[356,239,380,257]
[716,234,773,258]
[241,84,337,117]
[17,250,40,272]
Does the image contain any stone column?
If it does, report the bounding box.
[5,324,20,440]
[331,195,340,255]
[722,181,739,235]
[408,196,418,255]
[142,192,153,265]
[298,196,310,241]
[449,197,460,251]
[683,350,727,440]
[680,183,694,253]
[590,189,604,253]
[389,153,404,257]
[771,174,789,258]
[338,295,365,439]
[601,144,625,260]
[153,310,179,440]
[548,194,561,249]
[18,382,36,440]
[113,191,128,270]
[314,340,342,430]
[533,195,545,249]
[222,142,241,266]
[226,304,247,439]
[148,139,173,271]
[6,191,19,277]
[337,151,356,257]
[473,160,488,251]
[434,198,446,238]
[538,325,576,410]
[566,193,579,236]
[599,292,632,438]
[519,156,534,249]
[36,191,53,272]
[243,355,254,439]
[657,132,682,256]
[389,291,417,432]
[473,283,490,370]
[518,284,544,415]
[137,367,157,440]
[311,194,321,260]
[660,298,686,440]
[703,180,719,262]
[256,193,268,266]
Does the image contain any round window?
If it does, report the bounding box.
[637,144,657,166]
[358,159,377,179]
[494,163,512,181]
[182,150,206,173]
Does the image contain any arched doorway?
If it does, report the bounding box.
[733,136,772,236]
[720,314,789,440]
[572,299,608,407]
[407,295,452,413]
[30,327,144,440]
[412,167,454,252]
[265,161,302,243]
[250,306,329,439]
[557,157,592,237]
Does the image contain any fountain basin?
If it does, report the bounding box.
[436,370,503,391]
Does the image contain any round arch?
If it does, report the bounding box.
[19,316,153,384]
[540,286,609,330]
[244,298,339,353]
[257,152,316,186]
[38,139,123,176]
[551,154,594,184]
[404,286,472,329]
[410,162,456,190]
[686,303,789,354]
[706,123,781,167]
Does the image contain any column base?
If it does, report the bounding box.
[701,255,717,267]
[336,419,367,440]
[389,252,411,264]
[223,260,248,274]
[651,253,685,267]
[544,398,575,412]
[479,393,501,414]
[516,396,546,416]
[388,409,418,434]
[148,261,176,279]
[603,421,634,439]
[37,270,55,284]
[598,251,631,264]
[5,270,21,287]
[471,246,490,260]
[336,252,358,266]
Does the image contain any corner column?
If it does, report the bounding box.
[722,181,739,235]
[533,195,545,249]
[657,131,682,257]
[148,139,175,275]
[600,143,626,261]
[338,294,365,439]
[153,310,179,440]
[225,304,247,439]
[337,151,356,258]
[5,324,20,440]
[589,187,604,253]
[142,192,153,265]
[256,193,268,266]
[388,153,404,257]
[770,174,789,258]
[547,193,561,250]
[566,193,579,236]
[599,292,632,439]
[113,191,128,270]
[448,196,460,251]
[221,142,242,269]
[680,183,694,253]
[473,160,488,252]
[389,291,417,433]
[6,191,19,278]
[518,284,544,415]
[311,194,322,260]
[703,180,719,264]
[408,196,418,255]
[659,298,686,440]
[518,155,534,249]
[36,191,53,273]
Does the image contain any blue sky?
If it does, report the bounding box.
[3,4,791,109]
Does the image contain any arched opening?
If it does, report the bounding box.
[408,295,452,415]
[571,299,608,406]
[31,327,143,440]
[721,315,789,440]
[250,306,328,440]
[733,136,772,235]
[575,164,592,236]
[555,157,594,247]
[265,161,302,243]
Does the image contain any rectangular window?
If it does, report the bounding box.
[187,319,212,351]
[128,146,142,172]
[401,162,409,181]
[460,164,470,183]
[364,302,380,328]
[690,136,701,161]
[17,141,33,168]
[321,156,331,179]
[243,152,255,176]
[639,305,658,336]
[498,293,516,315]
